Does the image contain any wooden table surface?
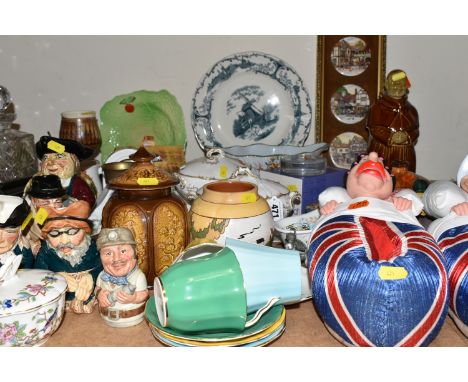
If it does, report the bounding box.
[44,296,468,347]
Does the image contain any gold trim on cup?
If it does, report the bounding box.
[153,277,168,327]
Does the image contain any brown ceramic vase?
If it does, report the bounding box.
[101,146,189,283]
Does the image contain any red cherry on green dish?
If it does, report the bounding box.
[125,104,135,113]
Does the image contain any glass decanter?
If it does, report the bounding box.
[0,85,37,183]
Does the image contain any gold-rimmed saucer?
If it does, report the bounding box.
[151,322,286,347]
[145,296,286,346]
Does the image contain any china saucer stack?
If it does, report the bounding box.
[145,296,285,347]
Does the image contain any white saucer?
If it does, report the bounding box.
[105,148,137,164]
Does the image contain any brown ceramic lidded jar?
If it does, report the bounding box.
[101,145,189,283]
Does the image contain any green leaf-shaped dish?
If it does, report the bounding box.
[99,89,186,162]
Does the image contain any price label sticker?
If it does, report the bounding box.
[137,177,159,186]
[47,140,65,154]
[35,208,49,225]
[348,200,369,210]
[21,212,33,231]
[241,193,256,203]
[378,266,408,280]
[287,184,298,192]
[219,165,228,179]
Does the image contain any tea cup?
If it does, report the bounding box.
[154,248,277,333]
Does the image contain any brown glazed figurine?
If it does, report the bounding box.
[30,136,97,208]
[367,69,419,172]
[102,145,189,283]
[95,228,148,328]
[34,200,103,314]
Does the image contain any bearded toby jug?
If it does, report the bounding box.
[34,199,103,314]
[101,145,189,283]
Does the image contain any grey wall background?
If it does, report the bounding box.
[1,35,466,180]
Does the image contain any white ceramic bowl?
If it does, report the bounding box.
[0,269,67,347]
[274,210,320,251]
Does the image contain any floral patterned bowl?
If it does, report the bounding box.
[0,269,67,346]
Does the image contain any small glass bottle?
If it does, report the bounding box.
[0,86,37,183]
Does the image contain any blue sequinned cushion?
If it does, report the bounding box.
[430,215,468,337]
[307,212,449,347]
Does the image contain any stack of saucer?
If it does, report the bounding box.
[145,296,285,347]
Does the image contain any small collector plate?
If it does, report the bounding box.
[331,37,371,77]
[330,84,370,125]
[329,131,368,169]
[192,51,312,150]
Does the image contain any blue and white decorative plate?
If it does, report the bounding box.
[192,51,312,150]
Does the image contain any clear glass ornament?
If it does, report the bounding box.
[0,85,37,183]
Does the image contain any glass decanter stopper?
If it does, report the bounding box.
[0,85,37,183]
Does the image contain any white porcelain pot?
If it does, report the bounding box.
[176,148,243,201]
[230,167,301,220]
[0,269,67,347]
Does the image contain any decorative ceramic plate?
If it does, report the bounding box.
[331,37,371,77]
[192,52,312,150]
[330,84,370,125]
[99,89,186,163]
[329,131,368,169]
[145,296,285,343]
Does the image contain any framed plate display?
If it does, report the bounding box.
[192,51,312,151]
[315,35,386,167]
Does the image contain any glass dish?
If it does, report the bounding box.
[280,153,326,177]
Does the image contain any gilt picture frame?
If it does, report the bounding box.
[315,36,386,157]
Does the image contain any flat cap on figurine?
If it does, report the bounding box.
[27,175,67,199]
[36,135,94,160]
[0,195,30,228]
[96,227,136,250]
[41,199,92,236]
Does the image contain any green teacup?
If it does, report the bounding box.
[154,248,277,333]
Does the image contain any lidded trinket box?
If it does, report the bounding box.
[0,267,67,347]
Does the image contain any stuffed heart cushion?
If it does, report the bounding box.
[307,198,449,347]
[429,214,468,337]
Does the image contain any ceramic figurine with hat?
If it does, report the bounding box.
[24,174,78,255]
[95,228,148,327]
[34,199,103,314]
[0,195,34,270]
[306,151,448,346]
[28,135,97,208]
[367,69,419,172]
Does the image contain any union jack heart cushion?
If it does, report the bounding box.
[307,206,449,347]
[429,214,468,337]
